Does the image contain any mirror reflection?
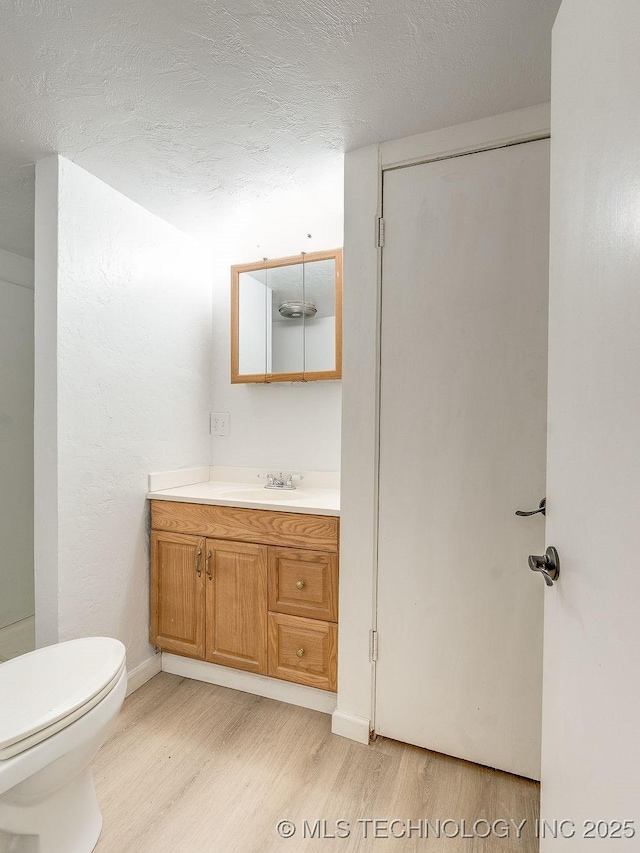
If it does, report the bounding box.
[233,249,342,383]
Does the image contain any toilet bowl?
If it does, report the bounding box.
[0,637,127,853]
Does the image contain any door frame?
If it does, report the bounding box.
[333,103,552,745]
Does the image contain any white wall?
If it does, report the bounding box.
[333,144,381,740]
[34,162,59,647]
[34,156,212,673]
[0,249,34,630]
[542,1,640,845]
[210,162,344,473]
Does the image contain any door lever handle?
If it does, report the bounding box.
[528,546,560,586]
[516,497,546,517]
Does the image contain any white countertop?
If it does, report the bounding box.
[147,467,340,517]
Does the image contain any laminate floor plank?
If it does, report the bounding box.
[92,673,540,853]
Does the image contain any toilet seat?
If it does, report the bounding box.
[0,637,126,760]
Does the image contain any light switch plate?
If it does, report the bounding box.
[210,412,230,436]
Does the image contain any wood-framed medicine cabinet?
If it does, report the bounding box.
[231,248,342,384]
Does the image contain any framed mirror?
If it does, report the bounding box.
[231,248,342,383]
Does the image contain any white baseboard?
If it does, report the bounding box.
[331,710,371,744]
[162,653,337,715]
[126,653,162,696]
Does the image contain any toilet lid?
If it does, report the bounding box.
[0,637,126,758]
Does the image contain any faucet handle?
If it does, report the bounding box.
[283,472,304,485]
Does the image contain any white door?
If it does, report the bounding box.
[542,1,640,845]
[375,139,550,780]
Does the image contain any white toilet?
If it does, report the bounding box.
[0,637,127,853]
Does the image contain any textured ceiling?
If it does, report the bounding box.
[0,0,561,257]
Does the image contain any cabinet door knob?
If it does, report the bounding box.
[296,580,305,590]
[195,548,202,577]
[296,648,305,658]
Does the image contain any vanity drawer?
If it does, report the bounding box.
[267,613,337,692]
[268,548,338,622]
[151,500,339,552]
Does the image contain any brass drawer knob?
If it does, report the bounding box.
[296,580,305,590]
[296,648,305,658]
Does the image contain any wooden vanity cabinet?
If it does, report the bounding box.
[150,501,339,692]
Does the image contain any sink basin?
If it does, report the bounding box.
[218,488,308,502]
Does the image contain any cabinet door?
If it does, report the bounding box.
[150,531,206,658]
[268,547,338,621]
[205,539,268,674]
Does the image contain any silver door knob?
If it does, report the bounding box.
[528,546,560,586]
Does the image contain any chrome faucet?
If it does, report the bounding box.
[259,472,301,490]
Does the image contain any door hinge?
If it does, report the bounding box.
[375,217,385,249]
[370,629,378,662]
